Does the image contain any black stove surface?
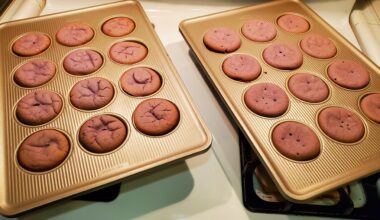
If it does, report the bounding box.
[239,131,380,219]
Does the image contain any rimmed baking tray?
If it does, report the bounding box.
[0,0,211,216]
[180,0,380,201]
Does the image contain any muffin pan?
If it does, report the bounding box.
[0,1,211,216]
[180,0,380,201]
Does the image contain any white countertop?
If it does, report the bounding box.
[1,0,364,219]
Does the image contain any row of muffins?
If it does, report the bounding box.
[12,17,181,173]
[15,88,179,133]
[15,66,162,126]
[12,17,136,57]
[18,96,180,173]
[11,17,149,87]
[201,13,380,162]
[204,14,370,90]
[13,46,148,89]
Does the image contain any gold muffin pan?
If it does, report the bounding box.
[0,1,211,216]
[180,0,380,201]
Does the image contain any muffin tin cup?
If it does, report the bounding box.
[9,32,52,57]
[117,65,165,98]
[67,76,118,113]
[284,72,332,105]
[0,1,211,216]
[76,113,131,156]
[55,22,96,47]
[12,90,65,128]
[259,46,303,72]
[324,60,371,91]
[219,53,263,83]
[61,47,106,77]
[11,58,58,89]
[180,0,380,202]
[239,19,279,44]
[107,38,148,65]
[268,119,324,164]
[241,83,291,120]
[314,105,368,146]
[14,128,74,175]
[358,93,380,125]
[298,37,338,60]
[131,99,182,138]
[275,12,312,34]
[98,15,136,38]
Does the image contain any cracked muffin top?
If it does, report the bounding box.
[70,77,114,110]
[79,115,127,153]
[63,49,103,75]
[16,90,62,125]
[14,59,56,87]
[132,98,180,136]
[17,129,70,172]
[56,23,94,46]
[109,41,148,64]
[120,67,161,96]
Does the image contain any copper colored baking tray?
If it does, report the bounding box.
[180,0,380,201]
[0,1,211,216]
